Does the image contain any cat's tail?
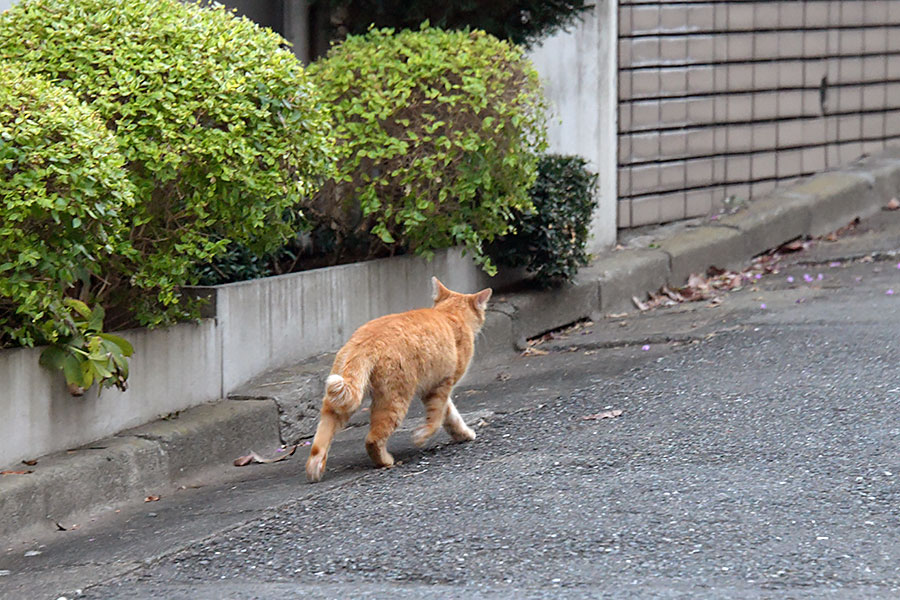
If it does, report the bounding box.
[306,360,370,483]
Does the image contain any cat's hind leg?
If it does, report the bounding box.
[442,397,476,442]
[413,379,454,447]
[366,379,414,468]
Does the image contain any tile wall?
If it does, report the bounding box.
[617,0,900,227]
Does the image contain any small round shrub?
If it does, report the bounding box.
[488,154,597,287]
[0,0,333,326]
[0,63,135,347]
[306,25,547,273]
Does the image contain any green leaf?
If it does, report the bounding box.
[63,298,92,319]
[39,345,67,370]
[62,354,85,387]
[98,333,134,356]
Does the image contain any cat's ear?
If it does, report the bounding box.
[473,288,492,311]
[432,277,451,304]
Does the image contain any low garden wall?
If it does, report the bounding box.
[0,248,503,468]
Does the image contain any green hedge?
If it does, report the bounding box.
[306,26,547,272]
[0,63,135,348]
[489,154,597,286]
[0,0,333,327]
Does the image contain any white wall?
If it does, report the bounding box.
[528,0,619,252]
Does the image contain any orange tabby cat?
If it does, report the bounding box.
[305,277,492,483]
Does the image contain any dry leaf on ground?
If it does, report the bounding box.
[582,409,623,421]
[144,495,160,502]
[886,198,900,211]
[233,444,298,467]
[1,470,33,475]
[521,347,549,357]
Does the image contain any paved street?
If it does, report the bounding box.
[4,218,900,599]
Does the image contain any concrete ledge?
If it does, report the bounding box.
[477,308,516,355]
[0,399,281,542]
[230,359,331,445]
[124,399,282,480]
[498,280,599,348]
[716,192,812,257]
[789,171,883,236]
[844,153,900,205]
[655,226,746,286]
[591,249,670,313]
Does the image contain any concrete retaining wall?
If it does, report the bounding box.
[0,248,497,467]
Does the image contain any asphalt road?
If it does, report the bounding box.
[5,223,900,600]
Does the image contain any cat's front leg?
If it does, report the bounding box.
[442,397,476,442]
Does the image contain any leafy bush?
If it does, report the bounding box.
[0,0,333,327]
[0,63,135,349]
[39,300,134,396]
[488,154,597,286]
[311,0,590,48]
[306,26,547,273]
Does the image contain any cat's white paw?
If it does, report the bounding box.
[451,426,476,442]
[306,453,326,483]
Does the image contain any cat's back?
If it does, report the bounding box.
[351,306,457,347]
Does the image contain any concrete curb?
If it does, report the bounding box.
[0,399,281,543]
[3,146,899,543]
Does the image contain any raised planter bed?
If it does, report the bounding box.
[0,248,508,467]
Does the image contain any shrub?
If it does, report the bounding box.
[311,0,591,48]
[0,63,135,349]
[0,0,333,327]
[488,154,597,287]
[306,25,547,273]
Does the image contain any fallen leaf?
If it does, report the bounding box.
[778,239,806,253]
[822,217,860,242]
[583,409,623,421]
[233,444,298,467]
[21,459,38,466]
[1,470,33,475]
[886,198,900,211]
[607,312,628,319]
[144,495,160,502]
[632,295,650,311]
[521,346,548,357]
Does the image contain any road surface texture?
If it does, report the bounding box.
[4,216,900,599]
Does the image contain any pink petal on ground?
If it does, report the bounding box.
[787,276,795,283]
[641,344,650,351]
[760,303,767,309]
[830,262,841,267]
[888,289,895,295]
[803,274,814,282]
